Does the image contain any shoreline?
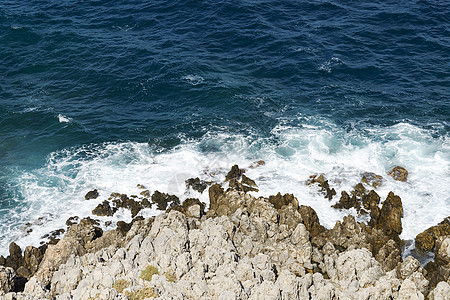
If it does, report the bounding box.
[1,165,449,299]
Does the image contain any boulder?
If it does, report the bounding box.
[388,166,408,182]
[92,201,117,217]
[84,189,99,200]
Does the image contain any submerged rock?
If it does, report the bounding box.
[84,189,99,200]
[306,174,336,200]
[185,177,208,193]
[249,160,265,168]
[388,166,408,182]
[361,172,383,188]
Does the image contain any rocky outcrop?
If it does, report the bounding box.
[2,166,447,299]
[415,217,450,251]
[388,166,408,182]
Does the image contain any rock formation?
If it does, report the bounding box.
[1,165,448,299]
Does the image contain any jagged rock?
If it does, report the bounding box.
[141,198,151,208]
[65,216,79,227]
[170,198,206,219]
[298,206,326,237]
[241,175,257,188]
[151,191,180,211]
[7,177,445,299]
[307,174,336,200]
[388,166,408,182]
[375,192,403,239]
[42,229,65,245]
[361,172,383,188]
[185,177,208,193]
[225,165,242,181]
[375,239,402,271]
[84,189,99,200]
[0,266,16,295]
[425,236,450,291]
[34,217,103,286]
[332,191,358,210]
[268,193,297,210]
[112,194,143,217]
[208,184,227,216]
[352,183,367,198]
[4,243,23,271]
[362,190,380,211]
[23,246,46,276]
[415,217,450,251]
[228,175,259,193]
[92,201,117,217]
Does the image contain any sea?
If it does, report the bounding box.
[0,0,448,256]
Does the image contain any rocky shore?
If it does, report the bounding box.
[1,165,449,299]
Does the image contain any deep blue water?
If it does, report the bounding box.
[0,0,449,253]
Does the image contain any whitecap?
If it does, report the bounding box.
[182,74,204,85]
[58,114,71,123]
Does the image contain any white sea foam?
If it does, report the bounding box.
[182,74,204,85]
[57,114,71,123]
[0,122,448,256]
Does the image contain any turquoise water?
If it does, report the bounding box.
[0,0,449,254]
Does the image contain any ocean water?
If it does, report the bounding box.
[0,0,449,256]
